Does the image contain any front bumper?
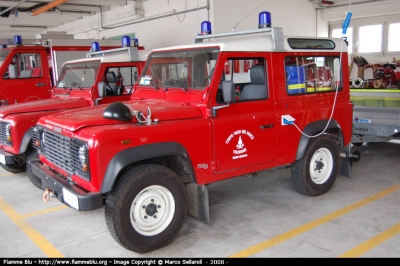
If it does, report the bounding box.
[30,160,103,211]
[0,149,17,165]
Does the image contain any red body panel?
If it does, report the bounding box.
[34,41,353,195]
[0,59,145,158]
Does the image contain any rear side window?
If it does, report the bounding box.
[285,56,342,95]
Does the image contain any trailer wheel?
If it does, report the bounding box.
[291,135,339,196]
[352,150,361,162]
[26,150,43,190]
[105,164,187,253]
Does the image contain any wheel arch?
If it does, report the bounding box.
[100,142,196,194]
[19,129,32,154]
[296,119,343,160]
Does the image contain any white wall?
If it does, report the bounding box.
[73,0,321,51]
[212,0,317,37]
[319,0,400,80]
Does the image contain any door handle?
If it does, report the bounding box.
[36,83,46,87]
[260,124,274,129]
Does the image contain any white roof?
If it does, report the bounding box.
[60,48,148,67]
[152,29,347,54]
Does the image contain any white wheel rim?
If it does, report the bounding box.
[130,185,175,236]
[309,147,333,184]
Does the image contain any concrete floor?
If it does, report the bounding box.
[0,141,399,258]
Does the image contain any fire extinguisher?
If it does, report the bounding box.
[224,60,231,74]
[244,60,251,72]
[235,86,241,100]
[234,60,240,73]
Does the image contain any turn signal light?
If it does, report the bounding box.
[82,164,88,171]
[35,140,41,147]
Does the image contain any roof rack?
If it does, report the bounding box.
[87,46,140,61]
[194,27,285,51]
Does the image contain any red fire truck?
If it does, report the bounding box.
[0,35,122,105]
[0,37,146,174]
[29,13,355,253]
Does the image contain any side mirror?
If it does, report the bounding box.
[8,65,17,79]
[212,81,235,117]
[103,102,132,121]
[98,82,105,97]
[221,81,236,103]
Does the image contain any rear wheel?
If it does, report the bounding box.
[291,135,339,196]
[26,149,43,189]
[105,164,187,253]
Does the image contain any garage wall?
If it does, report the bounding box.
[318,0,400,80]
[74,0,321,51]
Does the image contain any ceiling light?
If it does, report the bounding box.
[53,7,62,14]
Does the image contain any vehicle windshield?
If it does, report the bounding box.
[0,50,11,68]
[57,60,101,89]
[139,48,219,90]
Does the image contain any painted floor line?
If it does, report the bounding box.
[338,222,400,258]
[229,183,400,258]
[0,196,64,258]
[0,173,13,177]
[22,205,69,219]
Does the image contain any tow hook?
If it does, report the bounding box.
[43,188,56,202]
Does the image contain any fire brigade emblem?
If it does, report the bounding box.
[225,129,254,160]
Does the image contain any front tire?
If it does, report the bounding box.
[0,161,25,173]
[291,135,339,196]
[105,164,187,253]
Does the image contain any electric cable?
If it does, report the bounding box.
[290,0,353,138]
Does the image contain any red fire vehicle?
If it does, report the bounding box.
[0,35,122,105]
[0,37,146,175]
[29,13,354,253]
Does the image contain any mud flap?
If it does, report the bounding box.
[186,183,209,224]
[339,156,352,178]
[339,145,352,178]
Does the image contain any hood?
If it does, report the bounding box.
[39,100,204,132]
[0,98,90,118]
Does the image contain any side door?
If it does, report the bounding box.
[1,50,51,104]
[97,63,140,105]
[211,55,277,174]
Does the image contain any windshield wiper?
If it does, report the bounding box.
[71,81,82,90]
[150,79,159,90]
[176,80,187,91]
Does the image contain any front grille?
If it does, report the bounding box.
[0,122,8,144]
[33,127,90,180]
[43,129,74,173]
[31,127,40,150]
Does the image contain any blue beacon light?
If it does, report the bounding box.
[258,11,272,28]
[91,42,100,52]
[201,21,212,35]
[122,36,131,47]
[14,35,22,45]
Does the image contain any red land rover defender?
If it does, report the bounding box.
[29,18,354,253]
[0,35,122,105]
[0,38,146,175]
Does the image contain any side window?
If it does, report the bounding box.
[104,66,138,95]
[6,53,42,79]
[285,56,341,95]
[223,58,267,102]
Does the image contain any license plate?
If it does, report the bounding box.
[0,154,5,164]
[62,188,79,210]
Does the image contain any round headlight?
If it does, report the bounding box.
[5,123,12,142]
[78,145,87,165]
[5,124,11,137]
